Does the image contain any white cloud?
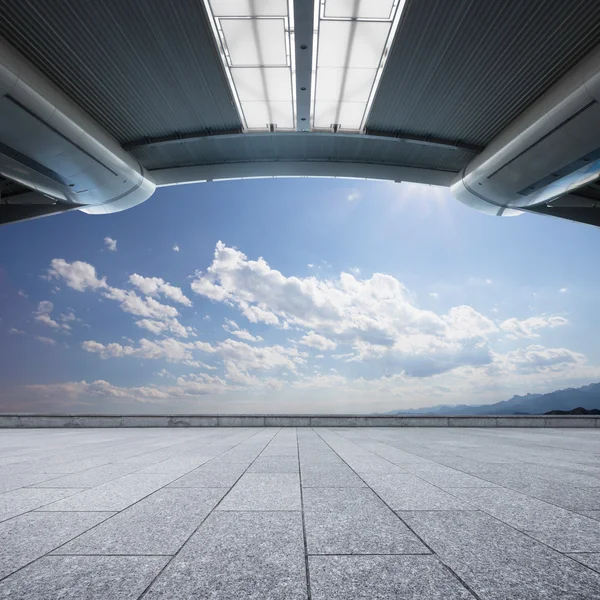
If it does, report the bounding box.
[82,337,214,362]
[36,336,56,346]
[9,328,25,335]
[189,242,505,376]
[128,274,192,307]
[560,288,568,293]
[299,332,337,351]
[34,301,70,330]
[349,267,361,276]
[347,190,361,202]
[48,259,108,291]
[496,345,584,374]
[104,237,117,252]
[231,329,263,342]
[500,316,568,339]
[17,289,27,298]
[429,292,439,299]
[222,318,263,342]
[135,318,195,338]
[103,288,179,320]
[172,244,180,252]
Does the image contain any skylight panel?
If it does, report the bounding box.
[204,0,296,131]
[312,0,407,132]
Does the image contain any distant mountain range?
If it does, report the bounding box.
[387,382,600,415]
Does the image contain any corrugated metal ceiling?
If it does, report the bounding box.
[0,0,243,144]
[2,0,600,173]
[367,0,600,147]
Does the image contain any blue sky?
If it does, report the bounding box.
[1,178,600,414]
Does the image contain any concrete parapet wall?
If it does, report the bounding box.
[0,414,598,428]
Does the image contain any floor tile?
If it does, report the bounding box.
[309,555,474,599]
[144,511,307,599]
[0,555,168,599]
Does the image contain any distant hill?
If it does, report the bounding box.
[387,382,600,415]
[545,407,600,415]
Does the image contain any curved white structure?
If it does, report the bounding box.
[0,38,155,215]
[452,45,600,216]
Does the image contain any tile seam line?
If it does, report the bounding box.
[332,429,600,574]
[311,427,483,600]
[297,427,313,600]
[0,427,270,585]
[136,427,284,600]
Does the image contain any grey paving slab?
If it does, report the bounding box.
[247,456,299,473]
[517,483,600,510]
[0,488,85,522]
[0,511,114,579]
[218,473,301,511]
[137,453,214,474]
[0,473,63,494]
[567,553,600,572]
[578,511,600,521]
[401,510,600,599]
[55,487,227,555]
[447,487,585,529]
[39,473,177,511]
[300,465,367,488]
[168,461,248,487]
[0,555,168,599]
[303,489,428,555]
[400,464,498,487]
[309,555,474,599]
[339,456,406,474]
[28,463,140,488]
[361,473,474,511]
[524,525,600,553]
[144,511,307,599]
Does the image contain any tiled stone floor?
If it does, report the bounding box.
[0,427,600,599]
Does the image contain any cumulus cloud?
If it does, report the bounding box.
[34,301,70,330]
[104,287,179,320]
[104,237,117,252]
[36,336,56,346]
[189,242,507,376]
[9,328,25,335]
[135,318,195,338]
[496,345,585,374]
[47,260,182,325]
[300,332,337,351]
[222,318,263,342]
[128,274,192,307]
[500,316,568,339]
[172,244,180,252]
[48,259,107,291]
[82,337,214,362]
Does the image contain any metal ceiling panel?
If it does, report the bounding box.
[0,0,243,143]
[366,0,600,147]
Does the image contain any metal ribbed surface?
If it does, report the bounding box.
[367,0,600,147]
[0,0,242,143]
[131,133,473,172]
